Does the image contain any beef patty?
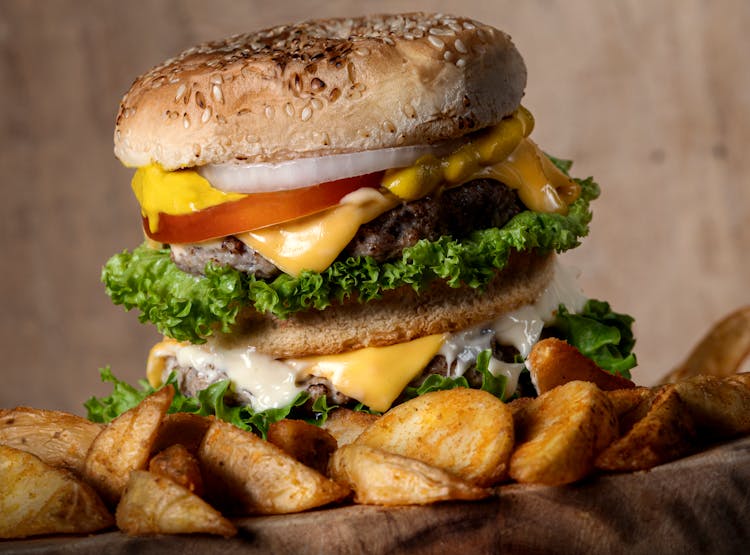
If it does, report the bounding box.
[170,178,522,277]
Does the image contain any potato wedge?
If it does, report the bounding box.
[267,419,337,475]
[116,470,235,537]
[595,385,696,472]
[0,407,102,476]
[673,375,750,437]
[0,445,112,539]
[509,381,618,485]
[322,408,379,447]
[605,387,655,435]
[527,338,635,394]
[355,389,514,486]
[84,385,174,505]
[151,412,211,455]
[329,444,490,506]
[662,306,750,383]
[199,419,349,515]
[149,444,204,496]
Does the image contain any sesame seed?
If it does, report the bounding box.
[265,106,274,119]
[321,132,330,146]
[454,39,468,53]
[444,51,454,62]
[462,21,476,30]
[311,77,326,92]
[285,102,294,117]
[210,74,223,85]
[354,47,370,56]
[201,107,212,123]
[183,114,190,129]
[456,58,467,68]
[212,84,224,104]
[383,37,395,46]
[404,33,414,40]
[347,62,357,84]
[403,103,417,118]
[447,21,462,33]
[428,35,445,49]
[193,143,201,157]
[311,98,324,110]
[383,120,396,133]
[429,27,454,37]
[175,84,187,102]
[195,91,206,109]
[301,105,312,121]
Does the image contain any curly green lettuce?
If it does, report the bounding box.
[102,174,600,344]
[549,300,637,378]
[85,367,311,439]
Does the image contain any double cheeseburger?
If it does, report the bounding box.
[103,13,635,425]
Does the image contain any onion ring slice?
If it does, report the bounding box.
[199,141,464,194]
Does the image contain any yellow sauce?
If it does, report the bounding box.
[132,164,245,233]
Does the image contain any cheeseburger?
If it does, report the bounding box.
[100,13,635,428]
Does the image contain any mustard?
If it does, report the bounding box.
[132,164,245,233]
[382,107,534,200]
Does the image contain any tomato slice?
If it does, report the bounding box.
[144,172,384,244]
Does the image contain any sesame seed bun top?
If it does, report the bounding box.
[114,13,527,170]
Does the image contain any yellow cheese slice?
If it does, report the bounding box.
[288,333,447,412]
[236,188,399,275]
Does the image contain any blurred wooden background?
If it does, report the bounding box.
[1,0,748,415]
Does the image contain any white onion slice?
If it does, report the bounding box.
[198,141,463,193]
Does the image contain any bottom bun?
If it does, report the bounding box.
[217,250,555,358]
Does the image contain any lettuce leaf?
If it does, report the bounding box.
[102,178,599,344]
[85,368,311,439]
[402,349,508,400]
[549,300,637,378]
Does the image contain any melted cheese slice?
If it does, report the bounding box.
[288,334,447,412]
[236,188,399,275]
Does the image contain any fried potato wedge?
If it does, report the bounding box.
[322,408,379,447]
[329,444,490,506]
[662,306,750,383]
[605,387,655,435]
[0,407,102,476]
[267,419,338,475]
[152,412,211,455]
[84,386,174,505]
[0,445,112,539]
[528,338,635,394]
[509,381,618,485]
[673,374,750,437]
[149,444,204,496]
[116,470,235,537]
[199,419,349,515]
[595,385,696,472]
[355,389,513,486]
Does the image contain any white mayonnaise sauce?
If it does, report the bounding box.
[438,261,586,398]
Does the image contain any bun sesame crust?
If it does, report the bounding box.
[114,13,527,169]
[212,251,554,359]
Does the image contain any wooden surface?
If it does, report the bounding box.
[1,0,750,414]
[3,435,750,554]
